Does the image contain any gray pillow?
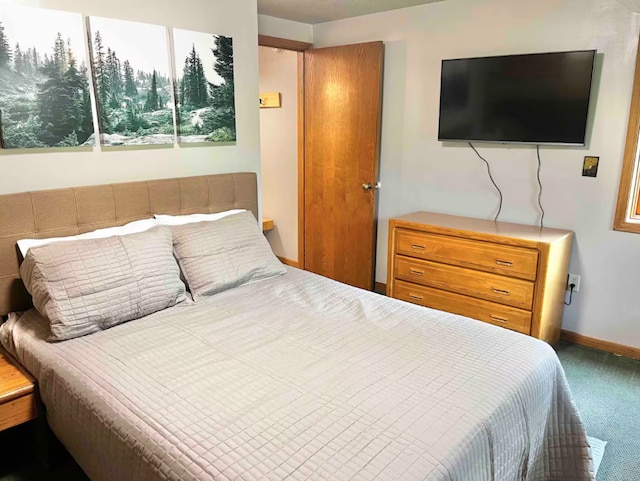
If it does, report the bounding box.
[20,226,187,341]
[172,211,286,300]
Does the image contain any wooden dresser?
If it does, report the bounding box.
[386,212,573,343]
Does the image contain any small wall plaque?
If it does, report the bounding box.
[259,92,282,108]
[582,156,599,177]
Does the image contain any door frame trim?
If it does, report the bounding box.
[258,35,312,52]
[297,52,306,268]
[258,36,310,269]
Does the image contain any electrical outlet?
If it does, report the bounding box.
[567,274,581,293]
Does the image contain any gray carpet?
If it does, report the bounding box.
[0,341,637,480]
[555,341,640,480]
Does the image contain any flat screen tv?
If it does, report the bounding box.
[438,50,596,146]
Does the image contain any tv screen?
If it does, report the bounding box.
[438,50,596,146]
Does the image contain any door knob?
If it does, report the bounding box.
[362,182,381,191]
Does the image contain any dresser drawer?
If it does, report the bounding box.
[395,229,539,281]
[394,255,535,310]
[394,280,532,334]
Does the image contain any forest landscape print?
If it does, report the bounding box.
[88,16,174,146]
[173,28,236,143]
[0,7,94,149]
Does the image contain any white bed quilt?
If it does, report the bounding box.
[0,268,593,481]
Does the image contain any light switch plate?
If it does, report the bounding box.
[259,92,281,108]
[582,156,599,177]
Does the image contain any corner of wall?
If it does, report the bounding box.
[257,14,313,44]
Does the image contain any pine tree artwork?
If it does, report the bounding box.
[172,28,236,143]
[0,21,12,69]
[0,7,95,149]
[88,16,174,147]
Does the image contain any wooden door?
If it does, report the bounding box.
[303,42,384,289]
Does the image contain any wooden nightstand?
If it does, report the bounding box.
[0,347,38,431]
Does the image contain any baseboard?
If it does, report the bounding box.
[374,282,387,294]
[277,256,300,268]
[560,330,640,361]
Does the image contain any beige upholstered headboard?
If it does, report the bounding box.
[0,172,258,316]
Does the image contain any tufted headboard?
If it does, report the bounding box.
[0,172,258,316]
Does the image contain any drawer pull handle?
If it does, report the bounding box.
[491,315,509,324]
[408,293,423,301]
[409,268,424,276]
[411,244,426,250]
[492,287,511,296]
[496,259,514,267]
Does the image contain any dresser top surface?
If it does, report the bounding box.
[392,211,573,244]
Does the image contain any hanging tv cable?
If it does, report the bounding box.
[536,145,546,229]
[469,142,503,222]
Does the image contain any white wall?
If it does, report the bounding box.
[258,14,313,44]
[313,0,640,348]
[259,46,299,262]
[0,0,262,215]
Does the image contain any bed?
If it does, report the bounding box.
[0,173,594,481]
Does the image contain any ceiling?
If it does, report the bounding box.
[257,0,443,24]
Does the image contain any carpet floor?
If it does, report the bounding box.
[554,340,640,481]
[0,341,637,480]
